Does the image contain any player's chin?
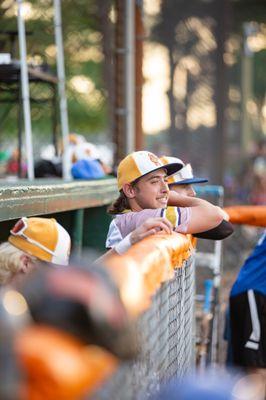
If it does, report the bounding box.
[156,199,168,208]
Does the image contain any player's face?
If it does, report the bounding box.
[133,169,169,209]
[170,184,196,197]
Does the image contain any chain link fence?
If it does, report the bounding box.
[94,256,195,400]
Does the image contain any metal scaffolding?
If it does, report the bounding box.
[114,0,144,163]
[0,0,70,180]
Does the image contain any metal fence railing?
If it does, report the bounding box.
[94,256,195,400]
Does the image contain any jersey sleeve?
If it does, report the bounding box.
[110,207,191,244]
[115,209,162,239]
[162,206,191,233]
[105,220,123,249]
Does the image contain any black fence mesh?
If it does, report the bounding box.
[93,256,195,400]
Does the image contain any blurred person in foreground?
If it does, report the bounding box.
[150,368,265,400]
[16,258,138,359]
[0,217,138,358]
[160,156,233,240]
[0,257,137,399]
[0,217,70,285]
[105,151,227,255]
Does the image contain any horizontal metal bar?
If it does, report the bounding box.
[0,178,117,221]
[27,67,58,84]
[195,185,224,197]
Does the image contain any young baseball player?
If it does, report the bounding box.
[160,156,233,240]
[105,151,226,255]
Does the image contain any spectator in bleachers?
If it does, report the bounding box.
[6,148,27,178]
[71,142,106,180]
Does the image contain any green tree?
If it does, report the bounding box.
[0,0,113,141]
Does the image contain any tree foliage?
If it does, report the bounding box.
[0,0,112,140]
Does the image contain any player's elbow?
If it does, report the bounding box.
[217,220,234,239]
[187,206,225,234]
[193,220,234,240]
[204,208,224,230]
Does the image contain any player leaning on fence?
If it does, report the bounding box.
[105,151,227,255]
[160,156,233,240]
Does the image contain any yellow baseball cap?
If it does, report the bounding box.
[9,217,71,266]
[117,151,183,191]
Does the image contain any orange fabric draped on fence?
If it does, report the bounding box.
[16,326,117,400]
[106,233,196,316]
[224,205,266,227]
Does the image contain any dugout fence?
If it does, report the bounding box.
[94,228,196,399]
[95,256,195,400]
[0,178,196,399]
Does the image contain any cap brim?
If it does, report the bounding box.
[131,162,183,185]
[163,162,184,176]
[169,177,208,185]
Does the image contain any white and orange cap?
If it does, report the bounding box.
[68,133,86,145]
[117,151,183,191]
[160,156,208,185]
[72,142,100,163]
[8,217,71,266]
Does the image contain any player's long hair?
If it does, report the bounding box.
[108,191,131,215]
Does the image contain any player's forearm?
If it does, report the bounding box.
[95,248,117,264]
[168,191,225,233]
[168,191,216,209]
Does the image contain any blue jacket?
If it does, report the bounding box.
[71,159,105,180]
[230,230,266,297]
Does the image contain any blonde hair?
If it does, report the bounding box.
[0,242,29,285]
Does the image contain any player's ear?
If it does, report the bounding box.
[19,254,34,273]
[122,183,136,199]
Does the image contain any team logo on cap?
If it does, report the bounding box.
[148,153,161,167]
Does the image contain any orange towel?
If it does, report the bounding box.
[224,205,266,227]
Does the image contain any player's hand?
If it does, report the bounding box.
[130,217,173,244]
